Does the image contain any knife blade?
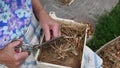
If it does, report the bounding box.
[31,35,65,49]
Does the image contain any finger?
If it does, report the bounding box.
[9,52,28,68]
[17,38,23,42]
[59,28,61,36]
[15,52,28,61]
[7,64,20,68]
[58,25,61,36]
[9,41,21,48]
[53,24,59,37]
[43,25,51,41]
[14,38,23,45]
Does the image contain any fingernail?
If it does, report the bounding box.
[46,38,49,41]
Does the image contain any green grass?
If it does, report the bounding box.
[87,1,120,51]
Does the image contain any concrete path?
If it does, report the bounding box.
[41,0,119,23]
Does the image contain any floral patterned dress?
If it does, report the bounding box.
[0,0,32,49]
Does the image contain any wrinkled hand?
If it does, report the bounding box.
[40,18,61,41]
[32,0,61,41]
[0,41,28,68]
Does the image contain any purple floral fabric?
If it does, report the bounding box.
[0,0,32,49]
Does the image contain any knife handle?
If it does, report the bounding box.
[14,44,31,55]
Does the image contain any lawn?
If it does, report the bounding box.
[87,1,120,51]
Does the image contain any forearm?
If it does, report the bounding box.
[0,49,4,64]
[32,0,50,21]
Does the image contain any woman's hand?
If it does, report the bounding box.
[0,41,28,68]
[40,17,61,41]
[32,0,61,41]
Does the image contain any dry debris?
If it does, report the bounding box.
[56,0,75,5]
[97,36,120,68]
[37,20,87,68]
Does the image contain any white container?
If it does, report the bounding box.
[35,12,88,68]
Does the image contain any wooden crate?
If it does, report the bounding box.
[96,36,120,68]
[35,12,88,68]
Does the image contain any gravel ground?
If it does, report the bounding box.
[41,0,119,24]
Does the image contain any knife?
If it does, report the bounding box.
[14,36,65,53]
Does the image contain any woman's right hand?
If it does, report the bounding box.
[0,40,28,68]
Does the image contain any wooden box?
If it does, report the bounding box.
[35,12,88,68]
[96,36,120,68]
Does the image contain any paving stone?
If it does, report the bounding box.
[41,0,119,23]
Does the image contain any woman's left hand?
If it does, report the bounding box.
[32,0,61,41]
[40,17,61,41]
